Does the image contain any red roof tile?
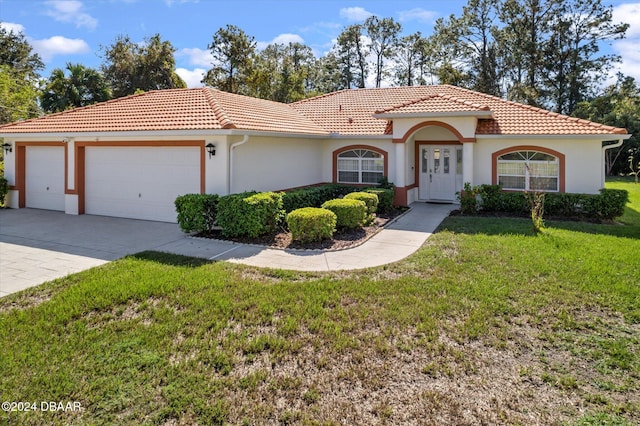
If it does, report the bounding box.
[0,88,328,135]
[0,85,627,137]
[292,85,627,136]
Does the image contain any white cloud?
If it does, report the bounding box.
[176,67,206,88]
[31,36,90,62]
[611,3,640,81]
[45,0,98,30]
[177,47,213,67]
[0,22,25,34]
[339,7,373,22]
[398,8,438,24]
[256,33,305,50]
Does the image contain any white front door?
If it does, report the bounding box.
[418,145,459,202]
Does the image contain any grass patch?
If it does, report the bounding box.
[1,180,639,425]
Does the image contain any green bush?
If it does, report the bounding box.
[174,193,219,233]
[344,191,378,214]
[321,198,367,229]
[217,191,284,238]
[364,188,394,213]
[282,184,359,212]
[473,185,629,220]
[457,182,477,215]
[286,207,337,243]
[0,176,8,207]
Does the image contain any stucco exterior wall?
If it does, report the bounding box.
[231,136,324,193]
[392,117,477,141]
[474,138,605,194]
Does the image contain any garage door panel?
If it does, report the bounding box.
[25,146,65,211]
[85,146,201,222]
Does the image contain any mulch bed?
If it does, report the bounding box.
[195,209,407,251]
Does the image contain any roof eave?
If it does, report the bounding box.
[475,133,632,140]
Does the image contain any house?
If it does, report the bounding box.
[0,85,629,223]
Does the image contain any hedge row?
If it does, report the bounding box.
[175,184,396,239]
[468,184,628,220]
[281,184,394,213]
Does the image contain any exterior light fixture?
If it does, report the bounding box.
[206,143,216,158]
[2,143,12,154]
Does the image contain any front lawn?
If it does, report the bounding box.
[1,180,639,425]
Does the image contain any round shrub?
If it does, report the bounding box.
[365,188,394,213]
[321,198,367,229]
[286,207,337,243]
[344,191,378,214]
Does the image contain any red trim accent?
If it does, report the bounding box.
[491,145,566,193]
[332,145,389,184]
[394,121,475,144]
[394,186,409,206]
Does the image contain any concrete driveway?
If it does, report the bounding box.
[0,209,187,297]
[1,203,454,298]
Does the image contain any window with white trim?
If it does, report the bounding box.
[337,149,384,184]
[497,151,559,191]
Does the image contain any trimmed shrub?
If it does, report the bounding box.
[174,193,219,233]
[217,191,284,238]
[0,176,8,207]
[474,185,628,220]
[365,188,394,213]
[457,182,477,215]
[286,207,337,243]
[344,191,378,214]
[282,184,359,212]
[321,198,367,229]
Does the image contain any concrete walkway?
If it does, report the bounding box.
[0,203,454,297]
[159,202,455,271]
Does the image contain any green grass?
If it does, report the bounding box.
[1,180,639,425]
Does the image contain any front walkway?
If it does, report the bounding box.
[157,202,455,271]
[0,203,455,297]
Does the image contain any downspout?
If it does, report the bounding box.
[602,138,624,187]
[228,134,249,194]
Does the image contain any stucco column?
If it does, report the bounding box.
[64,139,79,215]
[462,142,474,186]
[394,142,406,188]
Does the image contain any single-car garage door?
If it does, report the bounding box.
[85,146,201,222]
[26,146,65,211]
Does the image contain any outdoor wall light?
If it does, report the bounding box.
[2,143,12,154]
[206,143,216,158]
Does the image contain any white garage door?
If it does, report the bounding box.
[85,146,201,222]
[26,146,65,211]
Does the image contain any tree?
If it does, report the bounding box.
[497,0,562,106]
[0,25,42,124]
[573,74,640,175]
[0,24,44,80]
[247,42,316,102]
[394,33,423,86]
[542,0,628,114]
[41,63,111,113]
[308,52,345,94]
[203,25,256,94]
[365,16,401,88]
[336,24,367,88]
[101,34,186,98]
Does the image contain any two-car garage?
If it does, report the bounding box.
[18,142,204,223]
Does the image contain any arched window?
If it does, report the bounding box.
[337,148,385,184]
[497,150,559,191]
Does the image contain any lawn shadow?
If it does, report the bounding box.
[128,251,212,267]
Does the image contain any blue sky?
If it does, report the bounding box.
[1,0,639,88]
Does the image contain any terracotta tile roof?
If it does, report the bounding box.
[0,85,627,137]
[0,88,328,135]
[292,85,627,136]
[375,94,491,115]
